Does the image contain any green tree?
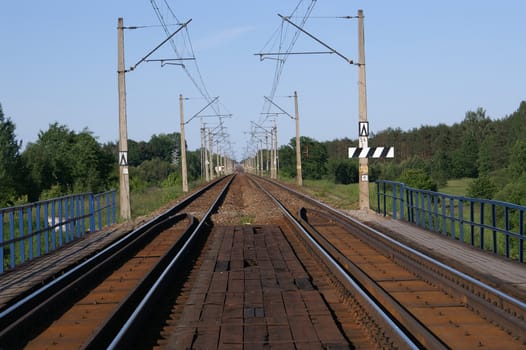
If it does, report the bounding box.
[495,174,526,206]
[332,160,358,184]
[277,144,295,178]
[186,150,202,180]
[23,123,76,198]
[147,133,180,163]
[467,175,497,199]
[71,130,115,192]
[0,104,25,206]
[508,139,526,177]
[300,136,328,180]
[134,158,176,185]
[23,124,114,200]
[399,168,437,191]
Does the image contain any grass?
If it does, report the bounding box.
[439,178,472,196]
[280,177,365,210]
[126,179,207,220]
[127,186,184,219]
[288,177,473,211]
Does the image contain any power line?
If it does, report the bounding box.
[258,0,318,125]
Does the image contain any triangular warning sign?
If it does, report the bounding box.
[119,151,128,166]
[359,121,369,137]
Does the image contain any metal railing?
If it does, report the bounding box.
[376,180,525,263]
[0,190,116,273]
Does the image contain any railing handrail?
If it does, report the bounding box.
[377,180,526,211]
[1,190,117,274]
[375,180,525,264]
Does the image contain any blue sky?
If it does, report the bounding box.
[1,1,524,161]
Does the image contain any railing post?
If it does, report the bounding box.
[428,193,433,230]
[9,211,15,269]
[392,182,398,219]
[35,203,41,257]
[399,183,405,221]
[89,194,95,233]
[58,199,63,247]
[18,207,25,264]
[98,195,103,230]
[44,202,49,253]
[383,182,387,216]
[519,211,524,263]
[80,196,85,237]
[505,207,510,258]
[459,199,465,243]
[407,187,413,223]
[450,197,456,239]
[470,201,475,246]
[441,195,447,235]
[112,190,117,224]
[28,207,33,261]
[492,204,497,254]
[376,180,380,214]
[480,203,485,249]
[0,211,4,273]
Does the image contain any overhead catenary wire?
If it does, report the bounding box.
[150,0,222,116]
[258,0,318,128]
[148,0,234,157]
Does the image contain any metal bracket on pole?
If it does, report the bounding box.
[264,96,294,119]
[278,14,354,65]
[127,19,192,72]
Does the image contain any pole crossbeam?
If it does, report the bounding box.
[127,19,192,72]
[278,14,353,65]
[264,96,294,119]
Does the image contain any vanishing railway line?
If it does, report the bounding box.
[0,172,525,349]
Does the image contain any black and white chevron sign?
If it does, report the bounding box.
[348,147,394,158]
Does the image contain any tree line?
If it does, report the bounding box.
[0,103,203,207]
[2,100,525,208]
[277,101,526,205]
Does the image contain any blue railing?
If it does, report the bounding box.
[0,190,116,274]
[376,180,525,264]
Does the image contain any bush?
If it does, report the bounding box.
[399,168,437,191]
[467,175,497,199]
[332,160,358,184]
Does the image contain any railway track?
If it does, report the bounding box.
[252,174,526,349]
[1,172,524,348]
[0,175,233,349]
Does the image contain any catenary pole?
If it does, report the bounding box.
[179,94,188,192]
[117,18,131,220]
[357,9,370,210]
[294,91,303,186]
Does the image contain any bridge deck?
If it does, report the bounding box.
[1,207,524,345]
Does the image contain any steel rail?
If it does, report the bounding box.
[298,208,448,349]
[248,176,422,349]
[105,173,235,349]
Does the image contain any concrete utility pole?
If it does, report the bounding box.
[179,94,188,192]
[208,130,214,179]
[294,91,303,186]
[202,123,210,181]
[117,17,131,220]
[357,9,370,210]
[273,117,278,179]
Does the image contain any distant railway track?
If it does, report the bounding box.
[251,174,526,349]
[1,172,525,348]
